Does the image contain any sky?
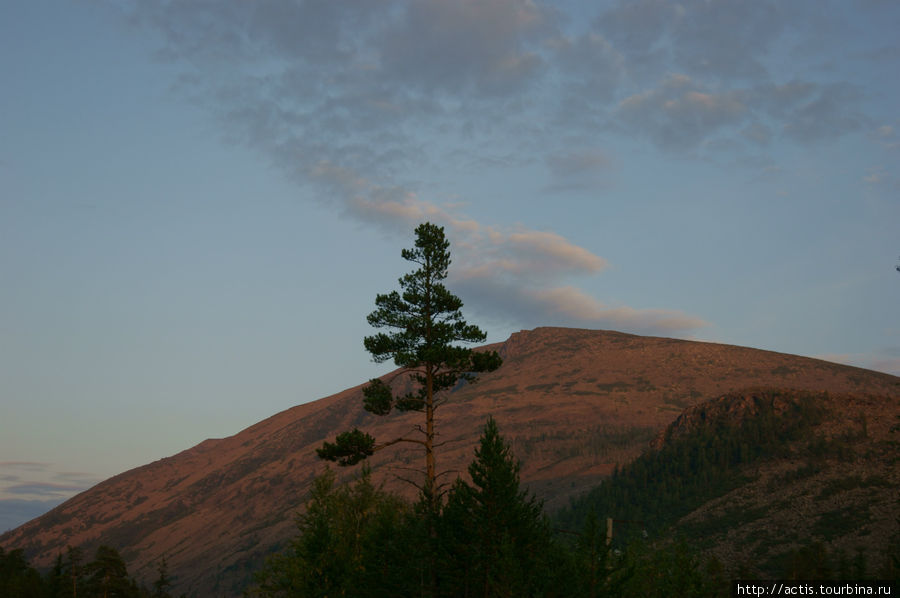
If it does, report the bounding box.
[2,0,899,532]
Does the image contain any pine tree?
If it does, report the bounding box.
[84,545,136,598]
[0,547,44,598]
[440,417,558,597]
[63,545,84,598]
[249,467,412,598]
[317,222,502,507]
[151,556,172,598]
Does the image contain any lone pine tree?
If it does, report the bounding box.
[317,222,502,505]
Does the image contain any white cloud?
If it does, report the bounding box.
[451,277,707,334]
[296,157,704,335]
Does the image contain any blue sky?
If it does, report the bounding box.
[2,0,899,531]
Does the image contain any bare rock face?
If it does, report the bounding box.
[3,327,898,596]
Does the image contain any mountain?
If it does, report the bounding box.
[2,327,898,595]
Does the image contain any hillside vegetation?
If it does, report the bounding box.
[556,388,900,579]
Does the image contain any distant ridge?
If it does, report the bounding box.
[3,327,898,596]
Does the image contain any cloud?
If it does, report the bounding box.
[376,0,555,96]
[121,1,875,165]
[616,74,747,150]
[0,461,50,470]
[596,0,783,81]
[668,0,783,80]
[110,1,716,337]
[109,1,887,337]
[444,224,706,335]
[0,462,99,503]
[298,157,701,334]
[613,76,866,152]
[552,31,625,107]
[777,82,866,142]
[452,277,706,335]
[317,178,704,334]
[6,483,89,497]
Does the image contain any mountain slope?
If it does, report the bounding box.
[2,327,898,595]
[558,388,900,577]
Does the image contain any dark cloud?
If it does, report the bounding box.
[377,0,555,96]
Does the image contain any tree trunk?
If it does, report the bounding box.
[425,363,436,509]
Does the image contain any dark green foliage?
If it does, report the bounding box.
[60,545,85,598]
[557,390,827,536]
[315,428,376,466]
[0,546,44,598]
[608,539,726,598]
[259,419,578,598]
[151,556,172,598]
[361,222,500,410]
[0,544,152,598]
[810,506,872,540]
[250,467,412,598]
[318,222,502,504]
[84,545,139,598]
[568,511,611,598]
[438,417,564,597]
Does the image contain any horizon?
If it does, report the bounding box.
[2,0,899,530]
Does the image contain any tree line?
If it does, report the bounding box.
[557,389,828,538]
[252,416,725,597]
[0,544,174,598]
